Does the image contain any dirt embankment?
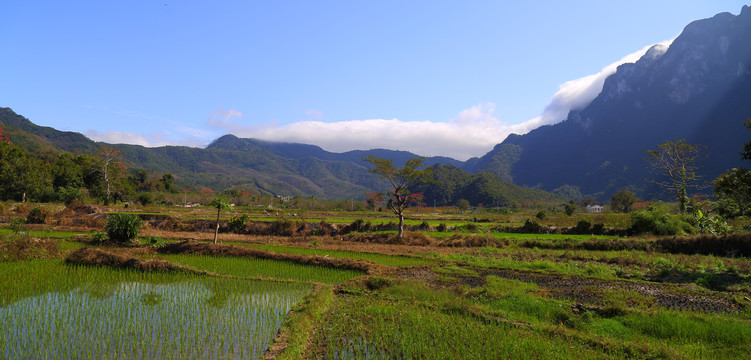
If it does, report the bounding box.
[65,247,206,274]
[157,241,388,275]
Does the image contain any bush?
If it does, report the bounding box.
[58,187,83,205]
[570,219,591,234]
[136,193,152,206]
[536,211,547,220]
[227,214,249,233]
[9,217,26,233]
[436,223,448,232]
[364,276,391,291]
[269,218,295,236]
[629,206,694,236]
[520,219,542,234]
[26,206,49,224]
[104,213,143,243]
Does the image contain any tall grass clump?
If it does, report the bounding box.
[104,213,143,243]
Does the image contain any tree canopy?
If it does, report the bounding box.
[645,139,705,213]
[364,155,430,238]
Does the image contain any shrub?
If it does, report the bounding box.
[227,214,249,233]
[570,219,591,234]
[269,218,295,236]
[520,219,542,233]
[418,221,430,230]
[91,232,108,243]
[364,276,391,291]
[436,223,448,232]
[536,211,547,220]
[104,213,143,243]
[58,186,83,205]
[26,206,49,224]
[136,193,152,206]
[9,217,26,233]
[629,206,694,236]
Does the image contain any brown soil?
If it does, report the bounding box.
[395,266,745,314]
[157,241,389,275]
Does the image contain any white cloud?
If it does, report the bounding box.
[208,109,243,127]
[85,130,209,148]
[533,39,674,127]
[304,109,323,120]
[215,103,534,161]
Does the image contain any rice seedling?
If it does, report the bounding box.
[0,260,313,359]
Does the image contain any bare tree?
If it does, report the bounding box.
[645,139,706,213]
[97,145,123,203]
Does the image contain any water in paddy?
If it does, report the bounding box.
[0,277,311,359]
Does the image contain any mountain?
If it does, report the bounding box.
[2,108,559,204]
[471,6,751,200]
[207,135,466,168]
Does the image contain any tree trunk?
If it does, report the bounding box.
[213,208,221,244]
[397,213,404,239]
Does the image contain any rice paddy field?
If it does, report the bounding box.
[2,203,751,359]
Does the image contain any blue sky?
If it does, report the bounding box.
[2,1,748,160]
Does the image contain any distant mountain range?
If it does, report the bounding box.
[2,107,554,204]
[3,6,749,203]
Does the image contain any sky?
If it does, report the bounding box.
[2,1,749,160]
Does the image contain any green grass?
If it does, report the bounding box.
[161,254,364,284]
[0,229,88,238]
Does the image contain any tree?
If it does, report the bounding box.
[365,192,384,210]
[96,145,125,203]
[160,173,176,193]
[0,127,10,144]
[611,189,637,213]
[645,139,705,213]
[714,169,751,217]
[364,155,430,238]
[564,202,576,216]
[742,119,751,161]
[714,119,751,218]
[0,142,52,202]
[209,196,231,244]
[455,198,470,211]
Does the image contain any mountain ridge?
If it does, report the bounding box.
[468,6,751,200]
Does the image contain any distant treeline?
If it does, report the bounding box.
[412,165,562,208]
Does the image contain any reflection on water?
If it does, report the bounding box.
[0,278,311,359]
